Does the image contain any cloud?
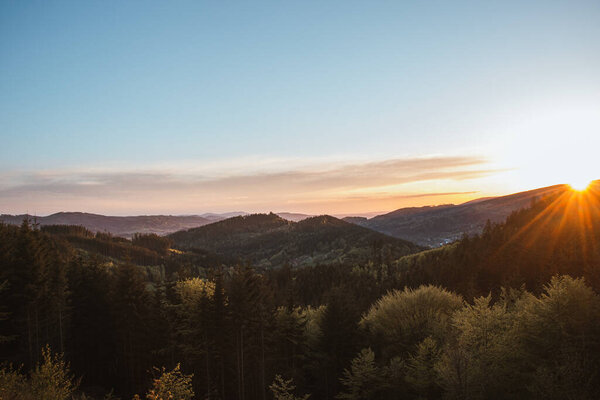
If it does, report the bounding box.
[341,191,480,201]
[0,155,500,214]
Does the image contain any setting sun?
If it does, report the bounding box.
[570,179,593,192]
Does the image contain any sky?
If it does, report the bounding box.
[1,0,599,216]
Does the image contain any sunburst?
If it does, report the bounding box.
[569,179,592,192]
[489,183,600,267]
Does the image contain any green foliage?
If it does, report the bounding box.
[313,287,362,398]
[514,276,600,398]
[111,262,154,394]
[30,345,79,400]
[175,277,215,305]
[434,276,600,400]
[435,295,518,399]
[41,224,95,238]
[405,337,442,398]
[132,233,173,255]
[269,375,310,400]
[337,348,381,400]
[0,346,78,400]
[42,224,166,266]
[169,213,423,268]
[0,221,69,366]
[0,280,14,344]
[361,285,463,357]
[271,306,310,376]
[0,364,29,400]
[143,364,194,400]
[516,275,600,354]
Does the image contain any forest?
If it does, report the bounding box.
[1,187,599,399]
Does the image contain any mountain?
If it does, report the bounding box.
[2,183,590,246]
[0,210,316,237]
[0,212,217,238]
[343,184,570,247]
[275,212,313,222]
[169,213,424,268]
[394,180,600,296]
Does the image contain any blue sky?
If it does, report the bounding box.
[1,1,599,215]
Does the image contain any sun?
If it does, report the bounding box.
[569,179,592,192]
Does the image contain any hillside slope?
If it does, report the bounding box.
[0,211,315,237]
[394,181,600,296]
[169,213,424,268]
[345,184,569,247]
[0,212,218,238]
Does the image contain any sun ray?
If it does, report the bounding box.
[488,182,600,271]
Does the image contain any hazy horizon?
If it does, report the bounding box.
[2,1,599,215]
[0,180,577,219]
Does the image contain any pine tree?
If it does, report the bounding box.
[337,348,381,400]
[313,287,361,399]
[67,255,117,389]
[269,375,310,400]
[112,262,153,394]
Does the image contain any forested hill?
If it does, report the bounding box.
[2,184,600,399]
[395,181,600,297]
[345,183,568,247]
[169,213,424,268]
[0,211,314,238]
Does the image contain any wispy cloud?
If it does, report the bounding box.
[0,155,501,215]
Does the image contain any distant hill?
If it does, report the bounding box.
[343,184,569,247]
[276,212,313,222]
[0,212,219,238]
[169,213,424,268]
[0,211,312,238]
[2,183,589,247]
[394,180,600,295]
[200,211,248,221]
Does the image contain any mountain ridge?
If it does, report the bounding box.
[342,184,571,247]
[169,213,424,268]
[2,183,592,246]
[0,211,313,238]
